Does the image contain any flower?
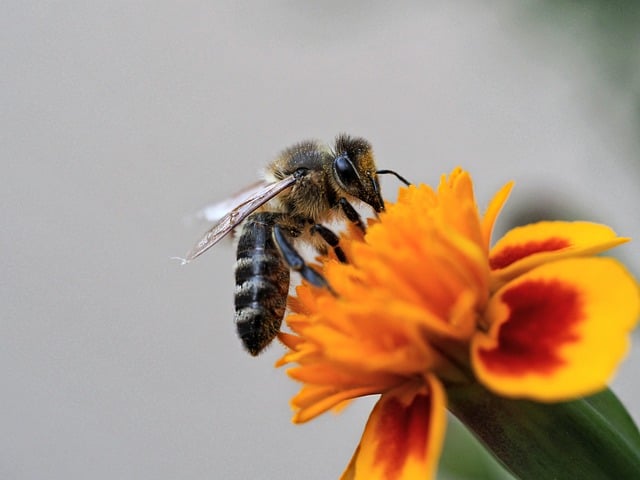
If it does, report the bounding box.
[276,168,639,479]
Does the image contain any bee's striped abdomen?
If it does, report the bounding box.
[234,212,290,355]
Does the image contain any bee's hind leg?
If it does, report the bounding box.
[310,224,347,263]
[339,198,366,233]
[273,224,335,294]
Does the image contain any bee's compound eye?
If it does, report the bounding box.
[334,154,359,188]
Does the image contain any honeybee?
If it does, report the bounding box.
[181,134,408,355]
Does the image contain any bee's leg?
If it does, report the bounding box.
[338,198,366,233]
[310,224,347,263]
[273,224,335,293]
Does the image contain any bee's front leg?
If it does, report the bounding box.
[310,224,347,263]
[338,198,366,233]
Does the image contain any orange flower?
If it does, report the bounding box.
[277,168,639,479]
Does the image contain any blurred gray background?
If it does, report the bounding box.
[3,2,639,479]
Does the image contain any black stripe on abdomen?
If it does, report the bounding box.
[234,213,290,355]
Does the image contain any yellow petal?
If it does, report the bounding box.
[342,375,446,480]
[489,221,629,287]
[472,257,640,401]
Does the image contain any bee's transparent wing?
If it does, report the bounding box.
[181,175,297,263]
[191,180,268,225]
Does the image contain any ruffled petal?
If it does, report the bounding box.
[489,221,629,286]
[472,258,639,401]
[341,375,446,480]
[339,178,487,341]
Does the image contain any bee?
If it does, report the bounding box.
[180,134,409,355]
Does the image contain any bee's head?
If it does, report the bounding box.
[332,134,385,212]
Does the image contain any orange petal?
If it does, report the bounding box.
[472,258,640,401]
[489,221,629,286]
[341,375,446,480]
[436,170,486,251]
[292,384,386,423]
[481,180,514,251]
[276,332,304,353]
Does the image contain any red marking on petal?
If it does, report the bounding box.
[372,391,431,478]
[490,237,571,270]
[479,280,583,375]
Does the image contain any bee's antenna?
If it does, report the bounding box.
[376,169,412,186]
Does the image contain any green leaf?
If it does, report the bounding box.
[439,413,515,480]
[446,384,640,480]
[583,389,640,452]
